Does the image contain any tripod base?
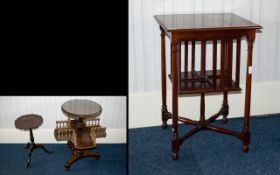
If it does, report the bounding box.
[65,148,100,171]
[25,142,54,168]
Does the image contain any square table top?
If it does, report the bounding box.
[154,13,262,32]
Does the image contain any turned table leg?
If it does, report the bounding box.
[160,26,171,129]
[171,40,179,160]
[200,93,205,125]
[242,30,256,153]
[26,129,35,168]
[25,129,53,168]
[26,143,35,168]
[222,91,229,123]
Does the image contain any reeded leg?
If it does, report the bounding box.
[222,91,229,123]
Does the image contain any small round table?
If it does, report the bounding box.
[60,99,104,171]
[15,114,53,168]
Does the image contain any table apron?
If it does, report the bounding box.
[169,29,255,42]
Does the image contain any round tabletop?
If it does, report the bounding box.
[15,114,43,130]
[61,99,102,119]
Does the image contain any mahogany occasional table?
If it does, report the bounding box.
[54,99,106,171]
[154,13,262,160]
[15,114,53,168]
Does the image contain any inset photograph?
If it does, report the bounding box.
[0,96,126,174]
[129,0,280,174]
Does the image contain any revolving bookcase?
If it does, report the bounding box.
[54,99,106,170]
[154,13,262,160]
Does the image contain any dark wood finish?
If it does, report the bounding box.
[154,13,261,32]
[178,116,197,125]
[155,13,262,160]
[227,39,233,87]
[184,41,188,72]
[168,70,241,94]
[235,38,241,88]
[15,114,43,130]
[200,41,206,123]
[222,91,229,123]
[201,41,206,77]
[55,99,106,171]
[64,122,101,171]
[160,26,171,128]
[178,42,181,73]
[191,41,195,71]
[70,120,95,148]
[212,40,217,88]
[200,93,205,122]
[15,114,53,168]
[221,40,226,88]
[242,30,256,152]
[171,38,179,160]
[65,146,100,170]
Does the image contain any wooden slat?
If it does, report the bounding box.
[207,124,240,137]
[235,38,241,87]
[167,71,242,95]
[191,41,195,71]
[213,40,217,88]
[178,116,197,126]
[224,40,228,87]
[201,41,206,77]
[227,39,233,86]
[221,40,225,88]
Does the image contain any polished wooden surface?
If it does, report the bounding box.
[15,114,43,130]
[62,99,102,119]
[154,13,262,32]
[70,120,95,149]
[155,13,262,160]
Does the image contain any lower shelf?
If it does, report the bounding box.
[168,70,241,95]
